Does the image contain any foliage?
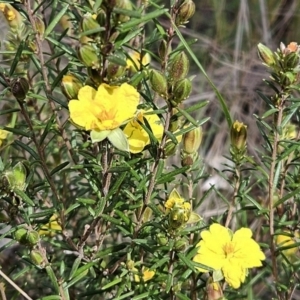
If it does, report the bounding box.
[0,1,299,300]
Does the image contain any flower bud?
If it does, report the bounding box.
[182,126,202,154]
[230,120,247,151]
[156,233,168,246]
[158,40,171,60]
[33,15,45,36]
[281,42,299,55]
[0,3,23,29]
[206,277,224,300]
[61,73,83,100]
[164,140,178,157]
[172,78,192,105]
[30,249,45,267]
[107,62,126,80]
[169,202,191,229]
[149,70,168,97]
[174,238,188,251]
[175,0,195,26]
[285,52,299,69]
[14,228,28,244]
[257,43,275,66]
[87,68,102,85]
[81,13,101,35]
[168,51,190,83]
[115,0,133,23]
[77,44,101,69]
[27,230,40,246]
[11,77,29,101]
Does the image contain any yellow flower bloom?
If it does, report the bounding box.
[193,223,265,289]
[0,129,9,147]
[276,231,299,257]
[123,110,163,153]
[134,267,155,282]
[39,214,62,237]
[126,50,150,72]
[68,83,139,131]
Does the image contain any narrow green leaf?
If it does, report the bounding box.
[173,21,232,128]
[68,257,82,280]
[118,9,168,32]
[44,5,70,38]
[14,140,39,160]
[13,189,35,206]
[177,252,195,272]
[101,277,122,290]
[9,41,25,76]
[46,266,60,294]
[132,292,150,300]
[50,162,69,176]
[4,127,31,138]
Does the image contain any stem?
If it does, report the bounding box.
[0,270,32,300]
[269,103,284,299]
[225,167,241,228]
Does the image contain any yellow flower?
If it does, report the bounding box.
[276,231,299,257]
[39,214,62,237]
[123,109,163,153]
[193,223,265,289]
[0,129,9,147]
[134,267,155,282]
[126,50,150,72]
[68,83,139,131]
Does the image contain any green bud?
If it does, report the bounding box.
[107,62,126,80]
[257,43,276,66]
[0,210,10,223]
[87,68,102,85]
[285,52,299,69]
[149,70,168,98]
[33,15,45,36]
[175,0,196,26]
[14,227,28,243]
[156,233,168,246]
[169,203,191,229]
[168,51,190,83]
[174,238,188,251]
[182,126,202,154]
[61,73,83,100]
[30,249,45,267]
[26,230,40,246]
[78,44,101,69]
[96,10,106,27]
[230,120,247,151]
[81,13,101,34]
[115,0,133,23]
[158,40,171,60]
[164,140,178,157]
[11,77,29,101]
[172,78,192,105]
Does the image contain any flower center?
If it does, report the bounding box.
[223,242,235,259]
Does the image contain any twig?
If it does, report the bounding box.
[0,270,32,300]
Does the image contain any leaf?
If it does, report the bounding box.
[107,128,129,152]
[44,5,70,38]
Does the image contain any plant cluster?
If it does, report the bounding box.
[0,1,299,300]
